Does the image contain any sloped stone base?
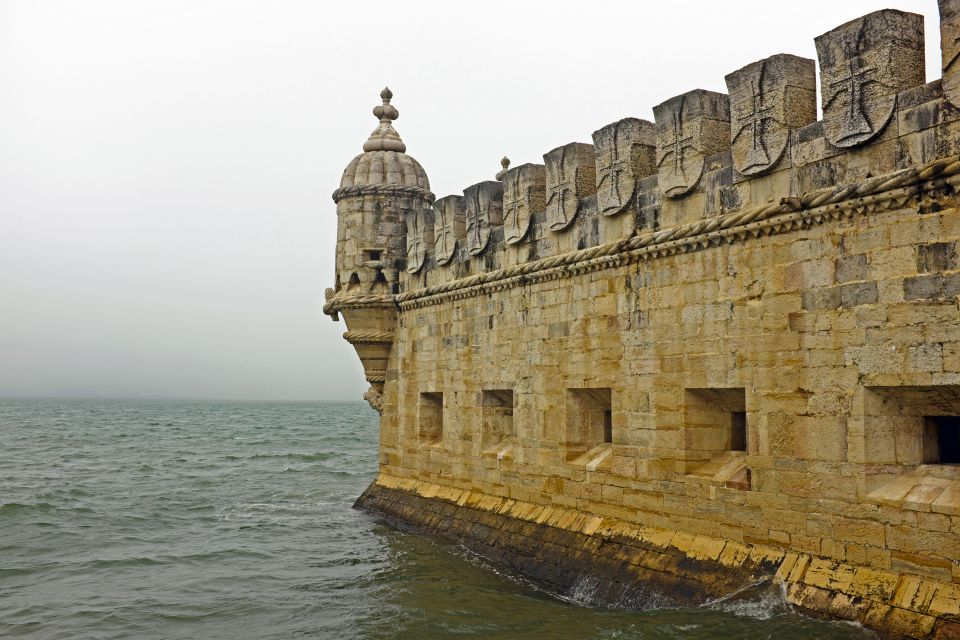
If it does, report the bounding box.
[356,475,960,639]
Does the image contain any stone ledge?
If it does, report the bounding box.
[358,475,960,639]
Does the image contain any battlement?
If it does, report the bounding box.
[333,4,960,636]
[397,7,958,301]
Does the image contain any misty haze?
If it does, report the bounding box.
[0,0,943,401]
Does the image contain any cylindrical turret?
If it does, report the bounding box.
[325,88,433,411]
[331,88,433,296]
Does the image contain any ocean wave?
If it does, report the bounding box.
[243,452,337,462]
[701,580,791,621]
[0,502,56,516]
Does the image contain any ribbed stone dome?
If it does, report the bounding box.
[333,88,433,203]
[338,150,430,191]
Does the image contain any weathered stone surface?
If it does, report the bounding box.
[544,142,596,231]
[653,90,730,198]
[328,9,960,639]
[432,195,465,266]
[941,1,960,107]
[327,88,433,400]
[405,207,433,273]
[725,54,816,176]
[814,9,924,149]
[463,181,503,256]
[356,479,781,607]
[502,163,546,244]
[592,118,656,216]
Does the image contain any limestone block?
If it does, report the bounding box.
[591,118,656,216]
[940,1,960,107]
[814,9,925,149]
[543,142,596,231]
[653,89,730,198]
[463,181,504,256]
[502,163,546,245]
[433,195,466,266]
[725,54,816,176]
[405,207,434,273]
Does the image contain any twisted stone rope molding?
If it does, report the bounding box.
[332,184,436,204]
[343,329,394,343]
[394,154,960,311]
[323,294,395,316]
[365,370,387,383]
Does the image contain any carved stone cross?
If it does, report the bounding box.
[592,118,655,216]
[405,207,433,273]
[544,143,596,232]
[828,57,877,145]
[815,9,923,149]
[432,195,465,266]
[463,181,503,256]
[725,54,816,176]
[653,90,730,198]
[502,163,546,245]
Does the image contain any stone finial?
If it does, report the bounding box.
[496,156,511,181]
[363,87,407,153]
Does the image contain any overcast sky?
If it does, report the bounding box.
[0,0,944,401]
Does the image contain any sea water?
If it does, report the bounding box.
[0,399,875,639]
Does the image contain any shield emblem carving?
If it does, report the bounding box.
[725,55,816,176]
[502,164,546,245]
[815,10,923,149]
[592,118,655,216]
[463,181,503,256]
[939,1,960,107]
[544,142,596,232]
[405,207,433,273]
[432,195,465,266]
[654,90,730,199]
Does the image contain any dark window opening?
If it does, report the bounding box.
[481,389,514,449]
[924,416,960,464]
[347,272,361,289]
[419,392,443,445]
[565,388,613,458]
[731,411,747,452]
[372,269,388,285]
[363,249,382,261]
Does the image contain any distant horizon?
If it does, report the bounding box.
[0,394,367,404]
[1,0,943,402]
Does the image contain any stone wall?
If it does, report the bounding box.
[329,4,960,637]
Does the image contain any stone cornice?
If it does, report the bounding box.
[332,184,435,204]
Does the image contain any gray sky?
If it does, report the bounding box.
[0,0,944,401]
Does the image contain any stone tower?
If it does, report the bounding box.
[326,88,434,410]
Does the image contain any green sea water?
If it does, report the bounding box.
[0,399,876,639]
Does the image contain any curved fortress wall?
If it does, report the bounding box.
[327,4,960,637]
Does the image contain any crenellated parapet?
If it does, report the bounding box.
[396,5,960,299]
[337,5,960,634]
[329,4,960,408]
